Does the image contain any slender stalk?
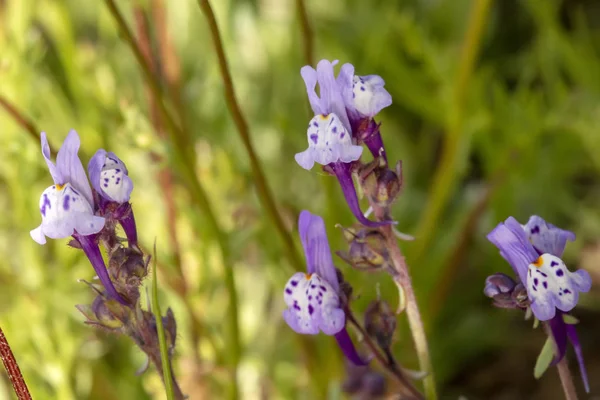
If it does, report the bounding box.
[0,327,32,400]
[544,322,579,400]
[151,245,177,400]
[195,0,304,273]
[374,206,437,399]
[0,95,54,153]
[346,310,423,399]
[556,358,578,400]
[102,2,241,398]
[295,0,314,66]
[413,0,493,260]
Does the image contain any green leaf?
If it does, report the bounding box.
[534,337,555,379]
[562,314,580,325]
[152,242,175,400]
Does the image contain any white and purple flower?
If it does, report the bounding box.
[486,215,591,392]
[283,210,367,365]
[88,149,138,249]
[295,60,393,228]
[30,130,128,305]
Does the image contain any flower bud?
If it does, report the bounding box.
[364,300,396,350]
[360,160,403,208]
[337,226,390,271]
[484,273,530,309]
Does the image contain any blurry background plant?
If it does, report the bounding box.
[1,0,600,399]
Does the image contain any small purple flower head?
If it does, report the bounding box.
[88,149,133,204]
[30,131,105,244]
[295,60,363,170]
[487,216,592,321]
[283,211,367,365]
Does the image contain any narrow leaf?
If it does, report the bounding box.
[562,314,579,325]
[534,337,555,379]
[152,242,175,400]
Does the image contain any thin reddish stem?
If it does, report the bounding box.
[0,327,32,400]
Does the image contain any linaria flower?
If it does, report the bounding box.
[88,149,138,249]
[30,130,127,305]
[338,64,392,162]
[486,215,591,391]
[283,210,367,365]
[295,60,392,227]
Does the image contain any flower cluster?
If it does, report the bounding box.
[284,60,404,368]
[295,60,395,227]
[31,130,136,304]
[30,129,182,394]
[486,215,591,391]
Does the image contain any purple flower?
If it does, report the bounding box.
[88,149,133,204]
[486,215,591,392]
[296,60,392,227]
[283,211,367,365]
[487,216,591,321]
[30,130,128,305]
[88,150,138,249]
[30,131,105,243]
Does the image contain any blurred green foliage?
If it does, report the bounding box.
[1,0,600,399]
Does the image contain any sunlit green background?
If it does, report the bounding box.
[1,0,600,399]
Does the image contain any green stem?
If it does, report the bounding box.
[195,0,304,274]
[412,0,493,261]
[295,0,314,66]
[102,2,241,398]
[373,205,437,399]
[151,244,176,400]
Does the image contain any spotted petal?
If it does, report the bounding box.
[523,215,575,258]
[283,272,345,335]
[88,149,133,203]
[351,75,392,118]
[30,183,105,244]
[487,217,539,284]
[527,254,592,321]
[295,113,363,170]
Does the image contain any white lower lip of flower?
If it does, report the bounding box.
[32,182,105,242]
[295,113,363,170]
[283,272,345,335]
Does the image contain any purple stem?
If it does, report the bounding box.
[334,328,368,366]
[75,233,128,305]
[119,209,139,250]
[548,312,568,366]
[363,128,387,164]
[331,162,394,227]
[566,323,590,393]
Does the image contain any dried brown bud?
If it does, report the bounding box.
[359,160,403,208]
[337,226,390,271]
[364,300,396,351]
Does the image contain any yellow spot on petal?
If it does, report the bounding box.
[532,256,544,268]
[305,273,313,280]
[56,183,66,191]
[319,114,329,120]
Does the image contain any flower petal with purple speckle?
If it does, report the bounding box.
[283,272,345,335]
[522,215,576,258]
[527,254,592,321]
[295,113,363,170]
[30,183,105,244]
[88,149,133,204]
[350,75,392,118]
